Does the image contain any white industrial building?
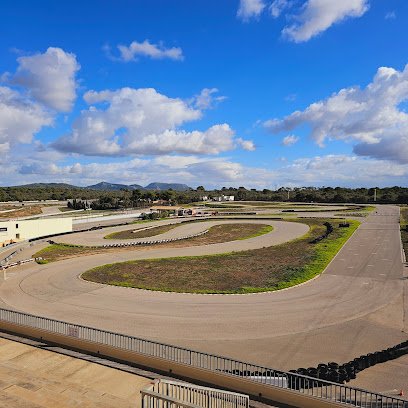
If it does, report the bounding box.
[0,218,73,247]
[212,195,235,202]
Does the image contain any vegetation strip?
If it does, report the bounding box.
[82,218,359,294]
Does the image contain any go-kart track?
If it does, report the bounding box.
[0,205,407,396]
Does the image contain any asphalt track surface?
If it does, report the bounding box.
[0,206,407,395]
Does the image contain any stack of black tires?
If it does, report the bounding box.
[290,340,408,388]
[310,222,334,244]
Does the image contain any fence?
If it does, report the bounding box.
[141,379,249,408]
[0,307,406,408]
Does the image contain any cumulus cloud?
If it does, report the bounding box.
[52,87,252,156]
[191,88,227,110]
[282,0,369,42]
[282,135,299,146]
[10,47,80,112]
[237,138,256,151]
[265,64,408,163]
[0,86,52,153]
[237,0,266,21]
[106,40,183,62]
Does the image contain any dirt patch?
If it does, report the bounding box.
[0,206,42,219]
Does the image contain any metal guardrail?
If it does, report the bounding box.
[141,379,250,408]
[0,307,406,408]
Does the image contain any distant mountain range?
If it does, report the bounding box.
[14,182,192,192]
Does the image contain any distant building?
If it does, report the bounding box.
[212,195,235,202]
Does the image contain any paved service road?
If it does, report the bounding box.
[0,206,407,395]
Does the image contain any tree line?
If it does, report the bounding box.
[0,185,407,205]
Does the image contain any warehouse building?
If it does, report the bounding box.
[0,218,73,247]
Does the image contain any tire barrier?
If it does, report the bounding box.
[100,229,210,249]
[310,222,334,244]
[291,340,408,385]
[0,257,36,270]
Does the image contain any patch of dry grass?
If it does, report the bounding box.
[0,206,42,218]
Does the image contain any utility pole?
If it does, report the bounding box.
[287,190,290,201]
[374,188,377,202]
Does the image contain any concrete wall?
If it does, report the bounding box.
[0,217,72,246]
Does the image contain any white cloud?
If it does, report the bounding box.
[11,47,80,112]
[265,64,408,163]
[0,142,9,154]
[270,0,291,18]
[53,87,252,156]
[279,155,408,185]
[282,0,369,42]
[282,135,299,146]
[125,124,238,155]
[192,88,227,110]
[237,138,256,151]
[108,40,183,62]
[237,0,266,21]
[0,86,52,153]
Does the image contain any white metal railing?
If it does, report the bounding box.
[141,379,249,408]
[0,307,407,408]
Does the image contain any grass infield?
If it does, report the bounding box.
[82,218,360,294]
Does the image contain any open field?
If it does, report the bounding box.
[82,218,359,294]
[0,206,43,219]
[33,223,273,263]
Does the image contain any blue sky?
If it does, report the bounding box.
[0,0,407,188]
